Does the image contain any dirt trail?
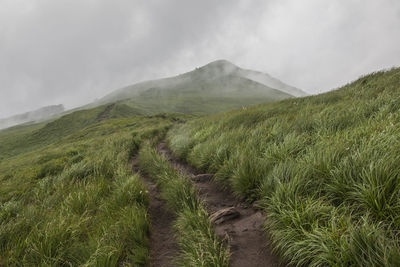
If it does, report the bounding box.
[132,157,178,267]
[157,140,283,267]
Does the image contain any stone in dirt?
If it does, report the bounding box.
[210,207,240,224]
[191,174,214,182]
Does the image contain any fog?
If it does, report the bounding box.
[1,0,400,118]
[0,104,64,129]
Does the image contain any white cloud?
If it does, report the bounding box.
[0,0,399,117]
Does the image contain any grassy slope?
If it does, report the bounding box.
[168,68,400,266]
[0,67,288,265]
[123,95,283,116]
[99,64,293,116]
[2,65,399,266]
[118,76,292,115]
[0,103,143,160]
[0,103,184,265]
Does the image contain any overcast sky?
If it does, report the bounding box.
[1,0,400,118]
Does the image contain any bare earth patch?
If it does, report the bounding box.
[132,157,178,267]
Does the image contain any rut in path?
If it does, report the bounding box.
[131,157,178,267]
[157,140,283,267]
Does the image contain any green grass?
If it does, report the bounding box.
[98,60,294,116]
[0,103,151,160]
[2,65,400,266]
[167,68,400,266]
[1,135,149,265]
[138,142,230,267]
[122,95,286,116]
[0,105,179,265]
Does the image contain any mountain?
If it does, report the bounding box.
[95,60,307,114]
[0,104,64,130]
[0,60,304,131]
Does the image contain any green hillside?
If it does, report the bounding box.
[0,60,298,134]
[94,60,299,115]
[168,68,400,266]
[0,104,185,265]
[0,104,140,160]
[1,66,399,266]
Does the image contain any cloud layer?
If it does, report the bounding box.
[1,0,400,117]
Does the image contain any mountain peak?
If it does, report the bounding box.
[98,59,307,106]
[201,59,238,70]
[193,59,239,78]
[206,59,236,67]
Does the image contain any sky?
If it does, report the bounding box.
[1,0,400,118]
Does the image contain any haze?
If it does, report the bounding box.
[1,0,400,118]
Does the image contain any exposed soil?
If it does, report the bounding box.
[157,140,283,267]
[132,157,178,267]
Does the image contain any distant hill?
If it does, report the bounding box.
[0,104,64,130]
[95,60,307,115]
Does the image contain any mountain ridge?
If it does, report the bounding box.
[0,60,305,130]
[97,59,307,105]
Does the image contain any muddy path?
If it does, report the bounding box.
[132,157,178,267]
[157,140,283,267]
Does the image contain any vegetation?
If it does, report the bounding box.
[98,60,295,116]
[138,143,229,266]
[1,65,400,266]
[168,68,400,266]
[122,95,284,116]
[0,103,145,160]
[0,106,176,265]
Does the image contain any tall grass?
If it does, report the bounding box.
[168,68,400,265]
[138,143,230,266]
[0,114,175,265]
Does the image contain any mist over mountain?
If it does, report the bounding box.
[99,60,306,104]
[93,60,305,115]
[0,104,64,130]
[0,60,304,130]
